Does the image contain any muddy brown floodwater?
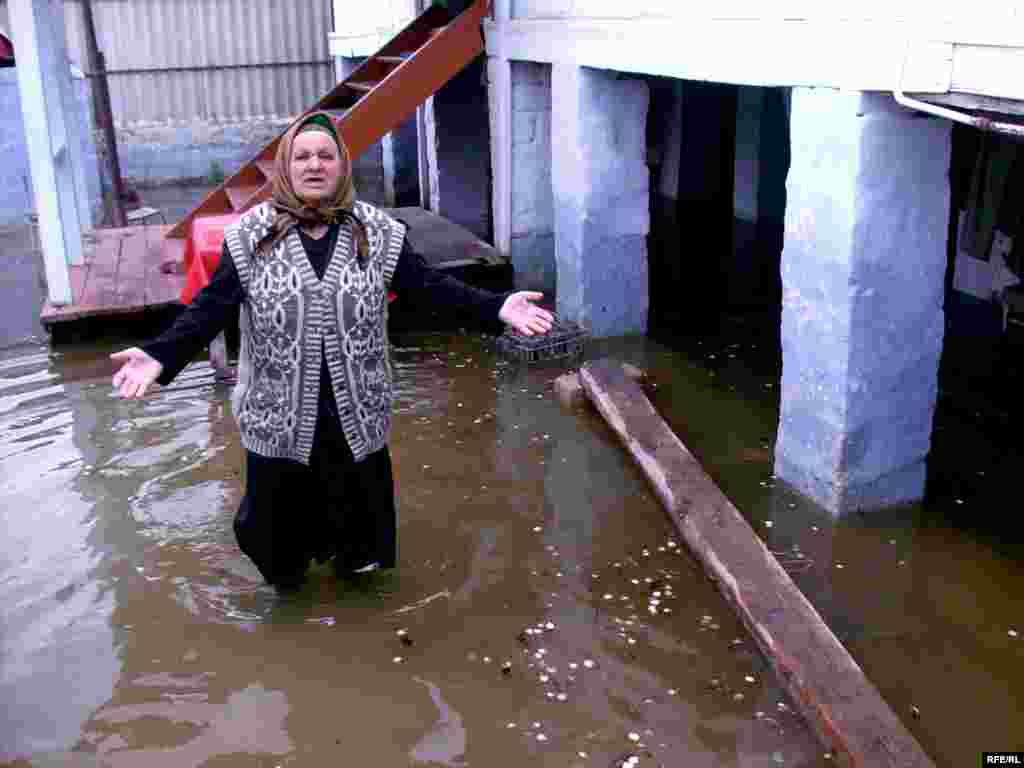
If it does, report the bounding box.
[1,329,1021,767]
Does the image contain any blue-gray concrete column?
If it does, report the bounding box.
[509,61,554,293]
[552,65,649,337]
[774,89,951,515]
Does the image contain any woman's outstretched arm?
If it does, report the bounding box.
[390,237,553,335]
[111,242,244,397]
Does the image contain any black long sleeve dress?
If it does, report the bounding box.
[142,219,510,587]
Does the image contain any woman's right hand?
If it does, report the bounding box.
[110,347,164,399]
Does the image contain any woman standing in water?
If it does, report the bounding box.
[111,112,553,589]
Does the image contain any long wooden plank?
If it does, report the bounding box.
[577,359,934,768]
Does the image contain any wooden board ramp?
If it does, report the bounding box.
[40,226,184,326]
[576,358,934,768]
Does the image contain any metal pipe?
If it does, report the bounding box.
[893,89,1024,139]
[894,41,1024,139]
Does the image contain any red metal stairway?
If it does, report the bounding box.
[166,0,491,240]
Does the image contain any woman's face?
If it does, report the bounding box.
[290,130,342,205]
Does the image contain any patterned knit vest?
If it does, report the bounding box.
[225,201,406,465]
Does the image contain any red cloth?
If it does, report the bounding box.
[182,213,397,305]
[182,214,239,305]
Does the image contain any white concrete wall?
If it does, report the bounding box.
[329,0,417,57]
[488,5,1024,101]
[509,0,1022,23]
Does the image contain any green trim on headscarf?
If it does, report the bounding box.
[297,113,342,151]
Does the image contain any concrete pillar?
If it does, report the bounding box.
[552,66,649,337]
[508,61,553,293]
[10,0,85,304]
[774,89,950,515]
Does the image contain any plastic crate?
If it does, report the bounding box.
[496,314,587,362]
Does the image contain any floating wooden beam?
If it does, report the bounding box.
[577,358,934,768]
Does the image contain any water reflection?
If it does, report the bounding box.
[1,332,1018,767]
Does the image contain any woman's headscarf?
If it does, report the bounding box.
[259,111,369,262]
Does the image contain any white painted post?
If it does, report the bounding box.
[9,0,83,305]
[486,0,512,256]
[487,58,512,256]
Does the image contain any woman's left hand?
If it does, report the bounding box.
[499,292,555,336]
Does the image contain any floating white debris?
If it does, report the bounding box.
[668,688,677,696]
[764,520,773,528]
[556,692,568,701]
[604,593,614,600]
[539,674,550,682]
[583,659,596,669]
[1008,629,1018,638]
[628,732,640,742]
[536,733,548,741]
[533,526,543,532]
[507,722,517,728]
[578,752,588,759]
[569,662,578,670]
[745,675,756,684]
[835,563,845,569]
[393,656,404,663]
[733,692,745,702]
[545,621,555,630]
